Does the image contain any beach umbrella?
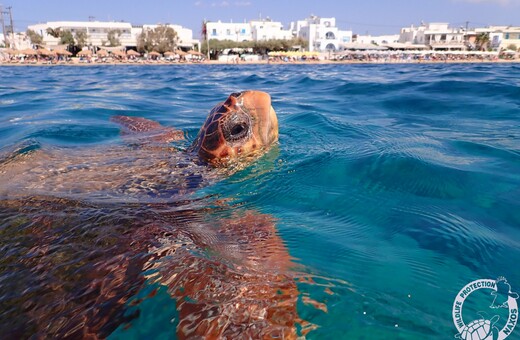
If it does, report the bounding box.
[37,48,55,56]
[127,49,140,56]
[96,49,108,57]
[148,51,161,57]
[4,48,17,55]
[174,50,187,56]
[164,51,175,56]
[19,48,37,56]
[111,50,126,58]
[77,50,92,57]
[53,49,72,56]
[187,50,204,56]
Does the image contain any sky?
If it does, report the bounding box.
[3,0,520,37]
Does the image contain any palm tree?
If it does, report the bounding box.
[475,33,490,51]
[46,27,62,38]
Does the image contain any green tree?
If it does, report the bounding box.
[506,43,517,51]
[200,37,308,58]
[137,25,178,53]
[106,29,121,47]
[75,31,88,48]
[26,29,43,45]
[59,30,75,47]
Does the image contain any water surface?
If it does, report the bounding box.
[1,63,519,339]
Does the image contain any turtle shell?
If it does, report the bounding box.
[460,319,493,340]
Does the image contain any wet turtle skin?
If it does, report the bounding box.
[0,91,312,339]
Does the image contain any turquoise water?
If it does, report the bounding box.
[1,64,519,339]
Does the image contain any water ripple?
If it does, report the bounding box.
[0,64,519,338]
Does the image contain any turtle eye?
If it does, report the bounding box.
[230,123,246,136]
[222,112,251,144]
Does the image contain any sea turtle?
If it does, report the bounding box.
[0,91,312,339]
[456,314,500,340]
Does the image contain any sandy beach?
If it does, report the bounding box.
[1,57,519,66]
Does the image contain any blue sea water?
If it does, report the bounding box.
[1,63,519,339]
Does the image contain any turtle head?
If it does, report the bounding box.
[190,91,279,166]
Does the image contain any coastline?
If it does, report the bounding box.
[1,58,519,66]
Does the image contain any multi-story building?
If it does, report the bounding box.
[27,21,197,49]
[500,26,520,50]
[399,23,466,50]
[290,16,352,52]
[474,26,520,51]
[250,18,293,41]
[28,21,134,48]
[205,21,252,42]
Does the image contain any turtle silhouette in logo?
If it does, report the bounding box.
[0,91,318,339]
[490,276,519,309]
[456,313,500,340]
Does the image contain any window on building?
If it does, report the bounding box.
[325,32,335,40]
[325,43,335,51]
[226,29,231,35]
[212,29,217,36]
[241,28,246,34]
[505,33,510,39]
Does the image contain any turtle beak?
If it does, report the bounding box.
[241,91,278,146]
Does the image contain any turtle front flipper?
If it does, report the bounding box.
[111,115,184,144]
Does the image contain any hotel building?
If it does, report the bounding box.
[399,23,466,50]
[290,16,353,52]
[27,21,197,49]
[475,26,520,50]
[205,18,292,42]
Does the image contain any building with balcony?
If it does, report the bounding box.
[204,18,293,42]
[290,16,352,52]
[399,22,466,50]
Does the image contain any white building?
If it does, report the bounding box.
[205,21,252,42]
[475,26,520,51]
[250,18,293,41]
[291,16,352,52]
[141,24,198,49]
[204,18,293,42]
[28,21,134,48]
[1,30,32,49]
[355,34,399,45]
[399,23,466,50]
[27,21,197,49]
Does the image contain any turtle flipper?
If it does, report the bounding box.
[111,115,184,143]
